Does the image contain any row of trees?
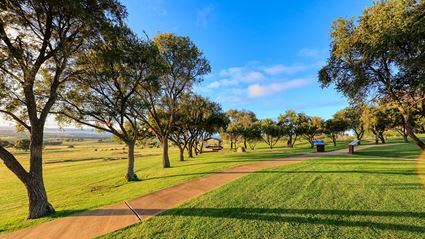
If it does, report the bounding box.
[0,0,223,219]
[221,100,425,150]
[220,109,337,150]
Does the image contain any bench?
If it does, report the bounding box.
[348,140,361,154]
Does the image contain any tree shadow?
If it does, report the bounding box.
[156,207,425,233]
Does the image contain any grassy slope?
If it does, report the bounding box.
[0,139,348,233]
[104,142,425,239]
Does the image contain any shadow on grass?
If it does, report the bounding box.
[155,207,425,233]
[141,168,418,182]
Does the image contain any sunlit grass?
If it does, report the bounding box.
[104,144,425,239]
[0,138,347,233]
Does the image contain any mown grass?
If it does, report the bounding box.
[103,142,425,239]
[0,138,348,233]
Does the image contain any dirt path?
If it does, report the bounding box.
[0,144,400,239]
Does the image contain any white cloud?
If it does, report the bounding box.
[298,48,320,58]
[197,5,214,28]
[142,0,168,16]
[263,64,310,75]
[248,79,311,97]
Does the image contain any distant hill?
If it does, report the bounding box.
[0,126,111,140]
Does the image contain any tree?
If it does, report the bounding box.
[134,33,210,168]
[245,121,262,150]
[223,109,258,149]
[278,110,303,147]
[337,105,366,141]
[260,119,282,149]
[362,105,391,144]
[0,0,124,218]
[0,139,10,148]
[57,25,159,181]
[14,139,30,151]
[324,116,349,146]
[385,104,410,142]
[300,116,324,148]
[169,93,225,161]
[319,0,425,149]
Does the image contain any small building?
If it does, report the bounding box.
[203,137,223,152]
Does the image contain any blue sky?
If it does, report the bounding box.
[123,0,373,120]
[0,0,372,128]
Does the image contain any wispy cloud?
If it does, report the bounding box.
[263,64,310,75]
[142,0,168,16]
[248,79,311,97]
[196,5,214,28]
[298,48,321,59]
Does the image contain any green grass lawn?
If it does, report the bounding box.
[103,142,425,239]
[0,138,348,233]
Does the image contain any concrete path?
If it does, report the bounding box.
[0,144,402,239]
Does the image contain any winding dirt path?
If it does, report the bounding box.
[0,144,400,239]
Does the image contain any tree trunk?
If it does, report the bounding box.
[27,129,55,219]
[406,123,425,149]
[162,137,171,168]
[126,141,138,181]
[26,176,55,219]
[194,141,199,155]
[332,134,337,146]
[230,141,233,150]
[398,107,425,149]
[379,133,385,144]
[243,138,247,149]
[402,133,409,143]
[199,141,204,154]
[287,135,293,148]
[188,143,194,158]
[178,145,184,161]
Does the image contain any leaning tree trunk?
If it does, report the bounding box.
[379,133,385,144]
[162,136,171,168]
[27,130,55,219]
[407,125,425,149]
[126,141,138,181]
[243,138,247,149]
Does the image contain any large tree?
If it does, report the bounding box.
[336,105,366,142]
[385,104,411,143]
[57,25,158,181]
[300,116,324,148]
[260,119,282,149]
[134,33,210,168]
[362,105,391,144]
[319,0,425,149]
[324,116,349,146]
[245,121,262,150]
[0,0,124,218]
[221,109,257,150]
[278,110,303,148]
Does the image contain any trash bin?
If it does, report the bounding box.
[348,140,360,154]
[317,144,325,152]
[313,140,325,152]
[348,145,354,154]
